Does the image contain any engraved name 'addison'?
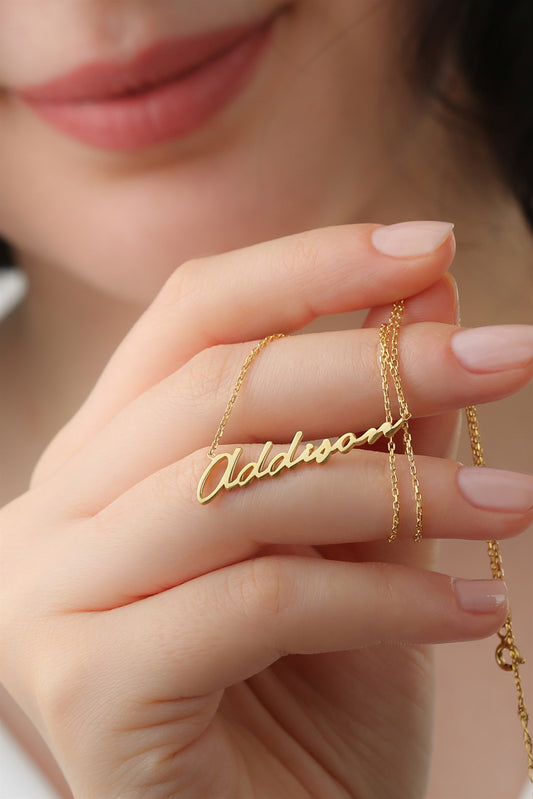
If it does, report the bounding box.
[197,417,405,504]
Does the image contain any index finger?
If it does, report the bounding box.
[34,221,454,483]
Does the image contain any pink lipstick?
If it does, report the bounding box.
[15,18,276,151]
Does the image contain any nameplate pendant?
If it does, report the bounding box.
[197,416,406,505]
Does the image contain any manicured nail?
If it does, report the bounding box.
[451,325,533,372]
[443,273,461,325]
[452,578,508,614]
[457,466,533,513]
[371,221,454,257]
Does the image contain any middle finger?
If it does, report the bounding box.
[49,321,533,513]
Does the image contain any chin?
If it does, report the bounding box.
[41,195,330,307]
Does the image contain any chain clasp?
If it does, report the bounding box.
[496,628,526,672]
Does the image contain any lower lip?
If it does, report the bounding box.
[17,21,274,151]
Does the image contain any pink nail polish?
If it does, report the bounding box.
[452,578,508,614]
[371,221,454,258]
[457,466,533,513]
[451,325,533,373]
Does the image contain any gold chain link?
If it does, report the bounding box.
[209,308,421,543]
[379,312,401,540]
[208,334,287,458]
[465,405,533,784]
[379,300,423,542]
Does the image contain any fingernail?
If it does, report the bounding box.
[452,578,508,614]
[371,221,454,258]
[451,325,533,372]
[442,273,461,324]
[457,466,533,513]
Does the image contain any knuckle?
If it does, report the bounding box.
[227,557,291,620]
[374,450,395,495]
[282,227,358,315]
[370,563,408,618]
[281,231,331,316]
[177,448,213,508]
[34,648,73,723]
[155,258,202,310]
[179,343,243,407]
[1,614,86,737]
[350,450,391,505]
[285,230,323,283]
[348,329,378,389]
[30,440,65,487]
[137,461,187,519]
[35,622,96,736]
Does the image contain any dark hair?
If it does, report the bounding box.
[0,0,532,268]
[0,237,14,267]
[408,0,533,229]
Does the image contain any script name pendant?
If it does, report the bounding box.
[197,416,406,504]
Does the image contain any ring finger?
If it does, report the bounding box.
[55,449,533,610]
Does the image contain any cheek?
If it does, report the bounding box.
[0,0,412,306]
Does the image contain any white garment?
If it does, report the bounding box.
[0,723,58,799]
[0,269,27,320]
[519,780,533,799]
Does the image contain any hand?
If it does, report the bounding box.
[2,224,532,799]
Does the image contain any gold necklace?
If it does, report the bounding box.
[197,302,532,783]
[197,321,417,512]
[379,299,423,542]
[465,405,533,784]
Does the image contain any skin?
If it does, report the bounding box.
[0,2,532,798]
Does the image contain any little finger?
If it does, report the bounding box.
[101,555,509,701]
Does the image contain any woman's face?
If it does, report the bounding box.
[0,0,425,303]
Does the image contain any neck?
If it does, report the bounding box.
[452,211,533,327]
[0,256,141,498]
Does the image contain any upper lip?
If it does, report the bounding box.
[16,20,270,104]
